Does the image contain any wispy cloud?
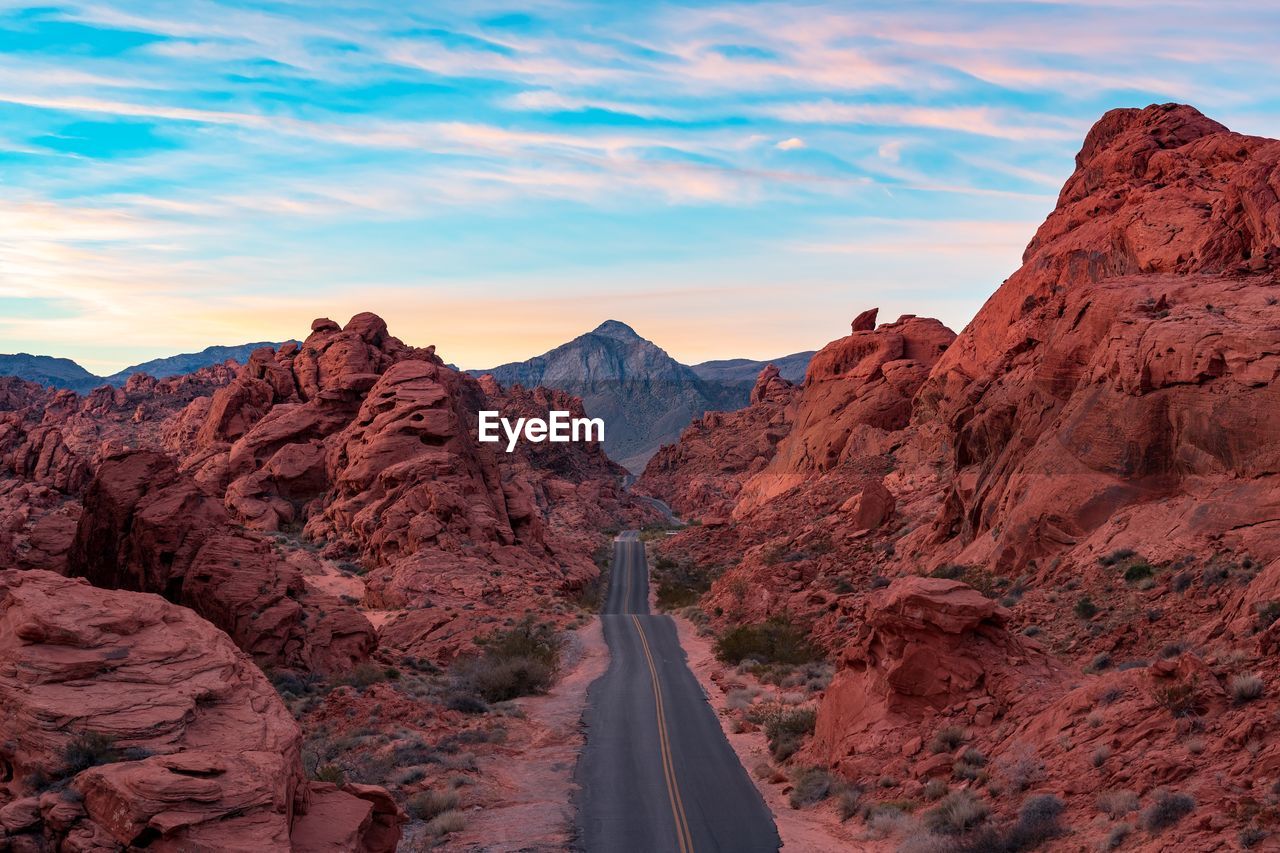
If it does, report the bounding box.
[2,0,1278,370]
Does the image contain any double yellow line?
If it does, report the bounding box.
[631,613,695,853]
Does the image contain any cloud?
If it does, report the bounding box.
[775,136,805,150]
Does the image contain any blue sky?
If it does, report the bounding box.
[2,0,1279,373]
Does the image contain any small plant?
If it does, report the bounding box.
[923,789,989,835]
[336,662,392,689]
[1253,600,1280,633]
[452,617,563,703]
[1123,562,1154,583]
[953,748,987,781]
[762,707,816,761]
[714,617,822,666]
[63,732,121,774]
[1152,677,1201,717]
[313,764,346,784]
[1105,822,1132,849]
[1230,673,1265,704]
[1097,789,1139,819]
[408,789,460,822]
[1240,826,1268,848]
[1099,548,1137,567]
[923,779,948,801]
[426,810,466,836]
[929,725,969,754]
[1142,789,1195,832]
[1074,597,1098,619]
[788,767,833,809]
[837,788,860,821]
[1091,745,1111,768]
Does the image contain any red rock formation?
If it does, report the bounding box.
[648,105,1280,850]
[809,577,1060,778]
[636,365,797,520]
[0,570,401,852]
[67,450,375,673]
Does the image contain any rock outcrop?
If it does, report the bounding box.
[637,365,797,520]
[0,570,401,852]
[67,450,376,673]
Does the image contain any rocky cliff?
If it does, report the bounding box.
[641,104,1280,851]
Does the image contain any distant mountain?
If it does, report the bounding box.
[474,320,812,472]
[690,351,814,386]
[0,353,99,392]
[0,342,291,394]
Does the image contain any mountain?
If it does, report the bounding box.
[0,342,293,393]
[0,353,99,392]
[689,351,813,386]
[475,320,812,472]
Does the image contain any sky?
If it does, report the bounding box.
[3,1,1279,374]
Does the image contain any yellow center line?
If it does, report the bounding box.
[632,612,695,853]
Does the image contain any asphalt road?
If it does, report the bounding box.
[574,531,781,853]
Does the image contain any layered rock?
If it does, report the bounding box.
[0,570,401,852]
[67,450,375,673]
[809,577,1060,777]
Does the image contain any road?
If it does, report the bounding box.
[574,531,781,853]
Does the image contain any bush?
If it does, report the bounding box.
[1230,673,1265,704]
[1104,823,1132,849]
[456,656,555,703]
[1152,678,1202,717]
[1122,562,1154,583]
[1253,600,1280,633]
[426,810,466,836]
[64,732,121,774]
[788,767,833,809]
[929,725,968,754]
[1142,789,1195,832]
[714,617,821,666]
[336,662,393,689]
[1097,789,1139,819]
[408,789,459,822]
[837,788,861,821]
[453,618,563,703]
[763,707,816,761]
[923,790,989,835]
[1240,826,1268,848]
[313,764,346,784]
[1074,597,1098,619]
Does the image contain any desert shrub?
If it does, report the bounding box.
[762,706,817,761]
[1152,678,1202,717]
[953,748,987,781]
[1230,673,1265,704]
[408,789,459,822]
[1122,562,1154,583]
[336,662,394,689]
[714,617,821,665]
[1074,597,1098,619]
[456,656,555,703]
[426,810,466,836]
[1240,826,1269,848]
[1142,789,1195,832]
[994,744,1044,794]
[444,692,489,714]
[1091,745,1111,768]
[63,732,121,774]
[453,618,562,703]
[923,779,948,801]
[1098,548,1137,567]
[929,725,969,753]
[1254,600,1280,633]
[1158,641,1187,659]
[312,764,346,784]
[838,788,861,821]
[1104,823,1132,849]
[788,767,834,809]
[924,790,989,835]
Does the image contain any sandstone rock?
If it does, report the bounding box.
[67,450,374,672]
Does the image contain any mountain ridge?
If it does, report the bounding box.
[474,320,813,471]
